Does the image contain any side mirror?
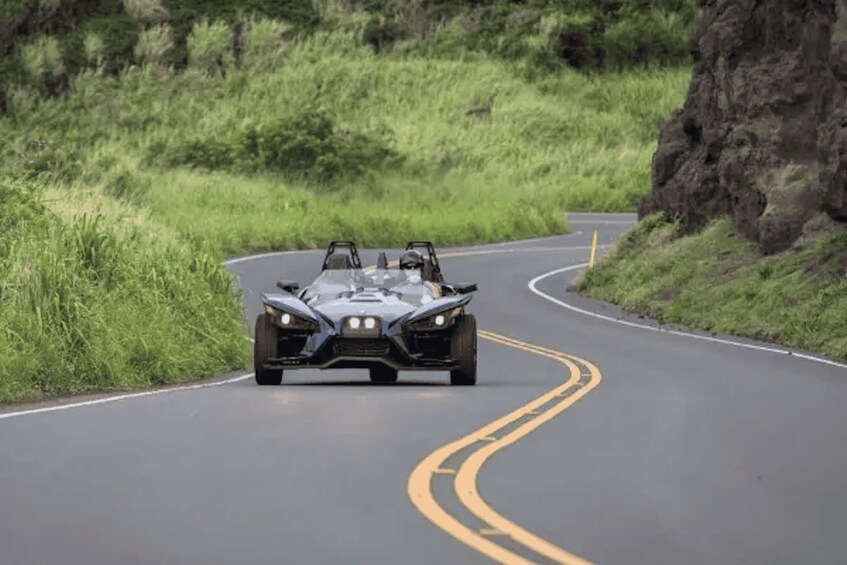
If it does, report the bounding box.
[276,279,300,293]
[451,283,478,295]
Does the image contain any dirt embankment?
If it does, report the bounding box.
[641,0,847,253]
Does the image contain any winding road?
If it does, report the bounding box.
[1,213,846,564]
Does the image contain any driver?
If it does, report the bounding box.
[397,250,441,298]
[399,249,425,273]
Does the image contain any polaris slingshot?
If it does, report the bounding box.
[254,241,478,386]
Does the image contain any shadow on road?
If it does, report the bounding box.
[283,380,449,387]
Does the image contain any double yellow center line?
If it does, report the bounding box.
[407,330,601,564]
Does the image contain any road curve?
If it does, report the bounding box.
[1,213,846,565]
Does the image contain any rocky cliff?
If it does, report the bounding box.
[642,0,847,253]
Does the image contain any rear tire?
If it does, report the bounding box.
[450,314,477,386]
[254,313,283,386]
[370,365,398,383]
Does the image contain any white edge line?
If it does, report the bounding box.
[224,249,321,266]
[528,264,847,370]
[0,374,254,420]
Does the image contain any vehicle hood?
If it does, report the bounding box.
[313,292,418,323]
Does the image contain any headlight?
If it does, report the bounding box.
[342,316,381,337]
[264,304,318,331]
[409,307,463,331]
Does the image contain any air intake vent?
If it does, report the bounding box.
[334,339,390,357]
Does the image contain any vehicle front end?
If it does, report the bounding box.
[259,298,469,371]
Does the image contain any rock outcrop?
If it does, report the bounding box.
[641,0,847,253]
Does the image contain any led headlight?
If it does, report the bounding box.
[342,316,381,337]
[410,307,463,331]
[264,304,318,331]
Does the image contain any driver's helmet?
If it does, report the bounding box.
[399,249,425,271]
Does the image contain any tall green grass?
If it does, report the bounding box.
[576,216,847,361]
[0,180,249,403]
[4,31,689,253]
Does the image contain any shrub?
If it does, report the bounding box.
[362,16,404,53]
[123,0,169,25]
[166,138,235,171]
[187,20,234,76]
[83,32,107,69]
[19,36,65,89]
[241,17,291,69]
[134,24,174,64]
[548,14,606,69]
[160,110,401,183]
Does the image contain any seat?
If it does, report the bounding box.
[421,258,444,283]
[326,255,353,269]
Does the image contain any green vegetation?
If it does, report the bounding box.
[0,0,694,402]
[0,180,249,403]
[3,34,689,253]
[575,215,847,361]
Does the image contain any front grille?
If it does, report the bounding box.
[334,339,390,357]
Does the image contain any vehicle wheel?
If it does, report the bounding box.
[370,365,398,383]
[254,313,283,386]
[450,314,477,386]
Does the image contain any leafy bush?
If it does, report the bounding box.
[240,17,291,69]
[123,0,169,25]
[160,110,401,183]
[187,19,234,76]
[374,0,696,70]
[134,24,174,64]
[362,16,404,53]
[19,35,64,91]
[547,14,606,69]
[82,32,106,69]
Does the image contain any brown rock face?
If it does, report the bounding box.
[641,0,847,253]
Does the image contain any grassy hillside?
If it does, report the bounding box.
[0,180,249,403]
[0,0,693,402]
[1,0,697,110]
[575,215,847,361]
[3,32,689,253]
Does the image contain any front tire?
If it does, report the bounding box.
[254,313,283,386]
[370,365,398,383]
[450,314,477,386]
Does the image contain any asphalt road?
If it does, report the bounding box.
[1,213,846,565]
